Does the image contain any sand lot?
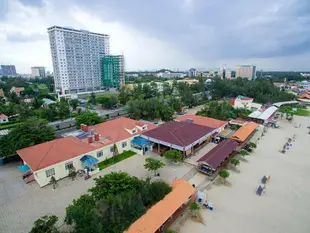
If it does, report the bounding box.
[179,116,310,233]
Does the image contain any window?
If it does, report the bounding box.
[122,141,127,148]
[97,150,103,158]
[65,161,73,170]
[110,146,114,153]
[45,168,55,178]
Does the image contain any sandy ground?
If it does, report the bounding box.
[179,116,310,233]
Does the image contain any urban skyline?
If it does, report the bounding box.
[1,0,310,73]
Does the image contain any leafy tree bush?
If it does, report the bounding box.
[29,215,59,233]
[164,150,183,163]
[230,157,240,166]
[0,117,55,157]
[239,149,250,156]
[144,157,165,175]
[75,111,103,128]
[248,142,257,148]
[219,169,230,181]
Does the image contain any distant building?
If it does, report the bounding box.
[156,71,186,78]
[31,67,46,78]
[226,69,232,79]
[299,80,310,89]
[0,114,9,123]
[0,65,17,76]
[236,65,256,80]
[188,68,197,77]
[48,26,110,95]
[101,55,125,88]
[0,88,5,97]
[218,64,232,79]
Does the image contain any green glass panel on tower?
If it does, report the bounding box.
[101,55,124,88]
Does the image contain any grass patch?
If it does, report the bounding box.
[0,122,22,130]
[98,150,136,170]
[279,107,310,116]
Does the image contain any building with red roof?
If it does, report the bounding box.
[175,114,227,132]
[0,113,8,123]
[10,86,24,97]
[17,117,156,187]
[142,121,216,156]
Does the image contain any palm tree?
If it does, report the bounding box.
[219,169,230,183]
[230,157,240,167]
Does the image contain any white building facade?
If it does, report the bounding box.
[47,26,110,95]
[31,67,46,78]
[236,65,257,80]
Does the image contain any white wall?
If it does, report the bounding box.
[33,137,142,187]
[234,99,253,109]
[0,117,8,123]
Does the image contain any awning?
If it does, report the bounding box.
[19,164,30,173]
[131,136,150,146]
[80,155,99,166]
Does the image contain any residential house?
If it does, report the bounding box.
[0,88,5,97]
[17,117,156,187]
[229,95,262,111]
[0,114,9,123]
[10,86,25,97]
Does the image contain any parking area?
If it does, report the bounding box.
[0,153,194,233]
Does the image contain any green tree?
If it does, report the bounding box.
[88,172,144,201]
[238,149,249,156]
[69,99,79,110]
[96,96,110,108]
[248,142,257,148]
[30,215,59,233]
[90,92,96,105]
[118,86,131,105]
[75,111,103,127]
[230,157,240,167]
[32,98,44,109]
[65,194,102,233]
[57,98,70,120]
[219,169,230,182]
[168,97,183,112]
[68,165,77,181]
[159,104,174,122]
[107,96,118,108]
[49,176,58,189]
[0,118,55,157]
[144,157,165,175]
[164,150,183,163]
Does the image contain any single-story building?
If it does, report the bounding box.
[197,139,239,175]
[230,122,258,143]
[17,117,156,187]
[0,114,9,123]
[229,95,262,111]
[141,121,216,156]
[175,114,227,133]
[125,180,196,233]
[247,106,279,125]
[42,98,56,107]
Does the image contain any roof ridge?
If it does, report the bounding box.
[35,141,56,170]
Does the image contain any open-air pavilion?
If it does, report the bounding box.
[141,121,216,156]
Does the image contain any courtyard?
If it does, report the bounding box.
[0,153,194,233]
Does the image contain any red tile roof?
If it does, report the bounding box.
[125,180,196,233]
[10,87,24,96]
[176,114,227,129]
[17,137,94,171]
[228,98,236,105]
[87,117,156,147]
[197,139,238,169]
[0,114,8,119]
[299,93,310,100]
[142,121,215,147]
[0,88,4,97]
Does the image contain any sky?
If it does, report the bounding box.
[1,0,310,73]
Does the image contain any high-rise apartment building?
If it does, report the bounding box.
[236,65,256,80]
[47,26,110,95]
[31,67,46,78]
[188,68,197,77]
[101,55,125,88]
[0,65,17,76]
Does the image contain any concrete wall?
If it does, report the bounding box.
[33,137,142,187]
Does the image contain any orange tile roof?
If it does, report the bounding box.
[10,87,24,96]
[176,114,227,129]
[231,122,258,142]
[125,180,196,233]
[17,136,94,171]
[299,93,310,100]
[88,117,156,147]
[0,88,4,97]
